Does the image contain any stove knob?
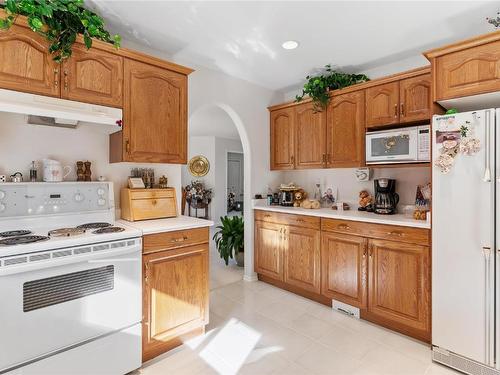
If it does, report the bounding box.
[0,203,5,212]
[97,188,105,196]
[0,191,5,200]
[97,198,106,206]
[74,193,84,202]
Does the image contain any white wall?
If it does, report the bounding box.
[182,136,243,224]
[181,136,216,218]
[282,167,430,207]
[0,112,182,210]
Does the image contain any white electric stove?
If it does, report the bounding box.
[0,182,142,375]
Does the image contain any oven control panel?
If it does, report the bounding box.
[0,182,114,217]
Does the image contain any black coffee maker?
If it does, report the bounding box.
[374,179,399,215]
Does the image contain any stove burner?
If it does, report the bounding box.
[76,222,112,230]
[48,228,86,237]
[0,230,32,237]
[92,226,125,234]
[0,235,50,246]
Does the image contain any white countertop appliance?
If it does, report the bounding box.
[366,125,430,164]
[0,182,142,375]
[432,109,500,374]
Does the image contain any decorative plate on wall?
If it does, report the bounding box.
[188,155,210,177]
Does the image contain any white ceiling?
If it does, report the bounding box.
[188,105,241,139]
[90,1,498,91]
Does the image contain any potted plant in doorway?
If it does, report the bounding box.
[213,216,244,267]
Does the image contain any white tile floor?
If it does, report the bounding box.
[139,278,460,375]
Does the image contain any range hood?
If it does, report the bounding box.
[0,88,122,133]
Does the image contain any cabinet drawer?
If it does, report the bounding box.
[321,218,429,246]
[129,189,175,200]
[143,227,209,254]
[255,210,320,229]
[130,198,177,221]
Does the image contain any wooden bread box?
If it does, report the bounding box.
[121,188,178,221]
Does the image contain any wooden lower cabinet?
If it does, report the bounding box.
[321,232,367,308]
[284,225,321,293]
[365,238,430,341]
[255,220,284,280]
[254,211,431,342]
[142,230,209,362]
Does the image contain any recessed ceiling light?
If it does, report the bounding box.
[282,40,299,50]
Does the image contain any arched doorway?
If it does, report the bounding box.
[185,103,255,284]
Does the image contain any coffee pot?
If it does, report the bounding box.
[374,178,399,215]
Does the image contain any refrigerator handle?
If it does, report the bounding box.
[484,111,492,182]
[482,246,493,366]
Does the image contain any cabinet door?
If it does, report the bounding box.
[0,25,59,97]
[365,82,399,128]
[61,44,123,107]
[142,244,208,361]
[399,74,431,124]
[321,232,367,308]
[254,220,284,280]
[294,102,326,169]
[284,225,321,293]
[434,39,500,101]
[270,107,295,170]
[327,91,365,168]
[367,239,430,336]
[123,59,187,163]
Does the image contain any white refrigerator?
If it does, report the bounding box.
[432,108,500,374]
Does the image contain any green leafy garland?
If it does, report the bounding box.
[295,64,369,111]
[0,0,121,62]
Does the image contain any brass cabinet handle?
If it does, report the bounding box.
[387,231,405,237]
[337,224,350,230]
[63,70,68,90]
[394,103,398,118]
[369,245,374,257]
[125,140,131,154]
[54,68,59,87]
[322,153,326,163]
[400,103,405,117]
[296,218,305,223]
[171,236,188,243]
[151,199,157,205]
[264,214,272,218]
[291,155,295,165]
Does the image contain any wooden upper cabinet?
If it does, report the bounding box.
[61,44,123,107]
[270,107,295,170]
[254,220,284,281]
[327,91,365,167]
[367,239,430,339]
[365,82,400,128]
[284,226,321,293]
[399,74,431,124]
[0,24,59,97]
[426,37,500,101]
[142,244,208,362]
[321,232,367,308]
[120,59,187,163]
[294,102,326,169]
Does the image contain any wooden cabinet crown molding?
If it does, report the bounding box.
[0,9,194,76]
[267,66,430,112]
[423,29,500,59]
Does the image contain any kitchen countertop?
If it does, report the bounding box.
[252,200,430,229]
[118,216,214,235]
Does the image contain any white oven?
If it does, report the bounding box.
[0,238,142,374]
[365,125,430,164]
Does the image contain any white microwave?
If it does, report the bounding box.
[365,125,430,164]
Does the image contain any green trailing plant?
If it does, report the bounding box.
[0,0,121,62]
[295,64,369,111]
[212,216,244,266]
[487,11,500,28]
